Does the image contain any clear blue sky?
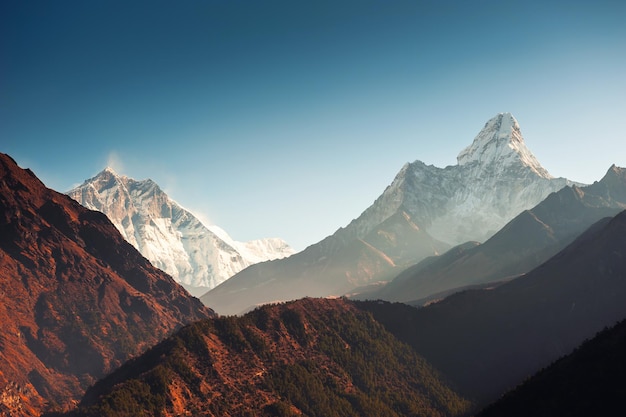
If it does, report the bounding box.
[2,0,625,250]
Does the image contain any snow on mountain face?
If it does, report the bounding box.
[457,112,551,178]
[339,113,577,246]
[68,170,294,291]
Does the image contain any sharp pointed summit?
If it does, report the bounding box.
[95,166,125,181]
[345,113,572,246]
[457,113,551,178]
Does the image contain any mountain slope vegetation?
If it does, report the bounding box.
[47,298,470,417]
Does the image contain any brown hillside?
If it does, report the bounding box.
[0,153,213,416]
[50,298,470,417]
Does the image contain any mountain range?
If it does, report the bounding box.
[202,112,576,315]
[3,111,626,416]
[42,208,626,416]
[366,164,626,305]
[0,153,212,416]
[68,168,294,296]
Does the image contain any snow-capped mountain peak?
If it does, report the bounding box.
[200,113,581,315]
[95,166,129,185]
[68,170,295,294]
[338,113,574,246]
[457,112,551,178]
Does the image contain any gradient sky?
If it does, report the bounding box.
[2,0,625,250]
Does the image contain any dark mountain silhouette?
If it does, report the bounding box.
[477,317,626,417]
[367,165,626,305]
[0,154,213,416]
[359,209,626,407]
[45,298,470,417]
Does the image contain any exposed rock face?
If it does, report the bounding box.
[68,168,294,293]
[0,153,213,416]
[203,113,575,315]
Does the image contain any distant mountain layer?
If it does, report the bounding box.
[367,165,626,305]
[0,154,212,416]
[360,209,626,405]
[45,298,471,417]
[203,113,575,315]
[68,168,294,293]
